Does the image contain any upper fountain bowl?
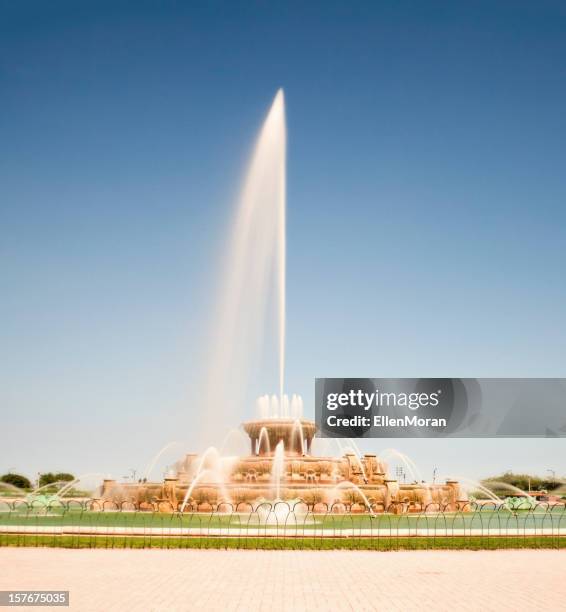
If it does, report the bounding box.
[242,418,317,457]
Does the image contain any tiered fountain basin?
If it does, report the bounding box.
[99,417,466,514]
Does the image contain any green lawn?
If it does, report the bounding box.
[0,508,565,531]
[1,533,564,550]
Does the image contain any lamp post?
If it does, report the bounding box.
[547,469,556,488]
[433,467,438,484]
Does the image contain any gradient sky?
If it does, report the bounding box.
[1,1,565,485]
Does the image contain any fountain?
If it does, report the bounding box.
[100,395,464,513]
[97,90,464,514]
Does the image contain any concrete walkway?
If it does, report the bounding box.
[0,548,564,611]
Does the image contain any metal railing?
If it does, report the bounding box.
[0,499,564,550]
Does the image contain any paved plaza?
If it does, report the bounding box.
[0,548,564,611]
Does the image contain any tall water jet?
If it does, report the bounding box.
[275,90,286,405]
[257,395,270,419]
[258,426,271,454]
[270,394,279,418]
[272,440,285,499]
[200,90,287,442]
[291,419,305,455]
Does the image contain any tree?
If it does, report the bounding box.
[39,473,56,487]
[482,471,561,494]
[39,472,75,487]
[1,473,32,490]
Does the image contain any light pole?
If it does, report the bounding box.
[433,467,438,484]
[547,469,556,488]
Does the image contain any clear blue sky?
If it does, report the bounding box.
[1,1,565,483]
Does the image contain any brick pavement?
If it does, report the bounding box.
[0,548,564,611]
